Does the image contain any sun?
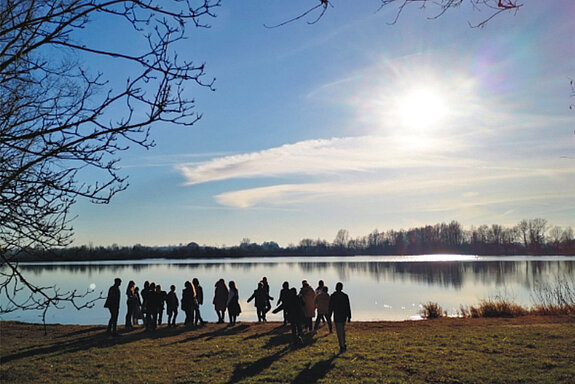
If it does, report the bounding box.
[395,88,448,131]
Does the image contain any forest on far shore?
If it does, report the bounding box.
[12,218,575,262]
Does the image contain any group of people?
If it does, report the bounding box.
[105,276,351,352]
[272,279,351,352]
[105,278,208,335]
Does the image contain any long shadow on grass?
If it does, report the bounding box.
[54,326,103,338]
[1,325,200,363]
[175,324,250,345]
[263,329,323,350]
[243,325,290,343]
[225,346,291,384]
[223,333,327,384]
[291,356,336,384]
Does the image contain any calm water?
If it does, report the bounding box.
[2,255,574,325]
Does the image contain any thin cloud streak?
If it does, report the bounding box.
[213,166,574,209]
[178,136,468,185]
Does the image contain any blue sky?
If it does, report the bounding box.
[71,1,575,247]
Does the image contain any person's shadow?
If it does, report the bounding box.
[290,355,336,384]
[225,346,290,384]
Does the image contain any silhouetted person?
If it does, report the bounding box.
[193,278,205,326]
[261,276,272,316]
[104,277,122,336]
[247,281,274,322]
[141,281,151,328]
[156,284,167,326]
[299,280,316,332]
[227,281,241,325]
[314,286,332,333]
[181,280,197,327]
[166,284,179,327]
[329,282,351,353]
[276,281,290,326]
[133,286,142,326]
[146,282,159,331]
[213,279,228,324]
[315,280,327,325]
[125,280,137,330]
[315,280,325,295]
[273,287,304,345]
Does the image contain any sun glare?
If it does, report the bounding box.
[396,88,448,131]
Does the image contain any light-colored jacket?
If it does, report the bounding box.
[315,291,330,316]
[300,285,316,318]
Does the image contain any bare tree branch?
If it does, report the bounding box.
[377,0,522,28]
[0,0,220,325]
[264,0,332,29]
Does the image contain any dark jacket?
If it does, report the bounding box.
[181,286,197,311]
[213,282,228,311]
[277,288,290,307]
[147,290,162,313]
[328,290,351,323]
[194,285,204,305]
[166,291,178,311]
[227,289,241,316]
[157,290,167,310]
[273,289,304,324]
[247,287,273,309]
[104,285,121,310]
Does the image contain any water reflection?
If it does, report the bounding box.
[18,259,574,289]
[3,257,574,324]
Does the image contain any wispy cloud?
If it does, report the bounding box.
[177,136,467,185]
[122,152,234,169]
[214,176,575,210]
[177,133,575,211]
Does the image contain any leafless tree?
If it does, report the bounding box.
[0,0,219,326]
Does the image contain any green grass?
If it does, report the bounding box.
[2,316,575,383]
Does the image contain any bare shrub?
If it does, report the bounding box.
[422,301,443,319]
[469,306,481,318]
[478,299,527,318]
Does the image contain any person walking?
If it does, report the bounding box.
[328,282,351,353]
[192,278,206,326]
[273,287,304,346]
[227,281,241,325]
[166,284,179,328]
[276,281,290,326]
[213,278,228,324]
[299,280,316,332]
[314,286,332,333]
[261,276,272,316]
[104,278,122,336]
[247,281,274,322]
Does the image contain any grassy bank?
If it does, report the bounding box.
[1,316,575,384]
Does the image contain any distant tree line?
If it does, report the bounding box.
[12,218,575,262]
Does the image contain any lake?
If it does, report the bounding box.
[2,255,574,325]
